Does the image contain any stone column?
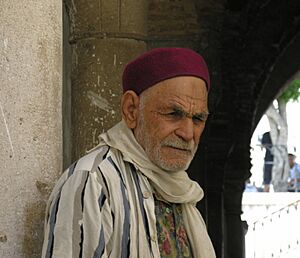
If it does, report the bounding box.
[65,0,148,161]
[0,1,62,257]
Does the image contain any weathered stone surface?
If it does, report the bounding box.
[65,0,148,162]
[0,1,62,257]
[148,0,200,36]
[71,39,146,160]
[65,0,148,37]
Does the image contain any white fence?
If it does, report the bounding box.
[242,193,300,258]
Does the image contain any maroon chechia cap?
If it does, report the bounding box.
[122,47,210,95]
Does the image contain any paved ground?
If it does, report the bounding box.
[242,192,300,258]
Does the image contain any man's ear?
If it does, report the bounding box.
[121,90,140,129]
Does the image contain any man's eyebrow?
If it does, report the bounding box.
[170,105,185,112]
[165,105,188,115]
[169,104,209,115]
[194,110,210,116]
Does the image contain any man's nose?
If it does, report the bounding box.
[175,118,194,142]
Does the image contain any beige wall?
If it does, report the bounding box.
[0,1,62,257]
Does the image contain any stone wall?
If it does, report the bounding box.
[0,1,62,257]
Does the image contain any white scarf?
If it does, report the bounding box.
[98,120,216,258]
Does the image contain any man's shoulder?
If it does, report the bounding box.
[65,144,125,176]
[58,145,111,184]
[48,145,113,200]
[74,145,110,172]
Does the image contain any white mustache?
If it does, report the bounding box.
[162,138,195,152]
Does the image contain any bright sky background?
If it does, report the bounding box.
[250,101,300,186]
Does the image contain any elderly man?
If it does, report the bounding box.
[42,48,216,258]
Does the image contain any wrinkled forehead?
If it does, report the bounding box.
[140,77,208,110]
[143,76,207,99]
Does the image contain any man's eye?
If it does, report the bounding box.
[192,117,203,124]
[193,113,208,123]
[167,111,184,119]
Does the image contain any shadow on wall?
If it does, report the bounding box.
[22,180,53,258]
[22,200,46,258]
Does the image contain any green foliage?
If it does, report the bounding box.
[279,78,300,103]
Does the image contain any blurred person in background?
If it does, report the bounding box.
[287,153,300,192]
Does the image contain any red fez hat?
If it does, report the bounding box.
[122,47,210,95]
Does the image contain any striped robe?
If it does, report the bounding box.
[42,145,161,257]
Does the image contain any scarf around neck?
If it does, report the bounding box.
[97,120,216,258]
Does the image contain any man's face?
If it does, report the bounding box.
[289,155,295,168]
[134,76,208,172]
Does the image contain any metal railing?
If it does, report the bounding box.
[245,199,300,258]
